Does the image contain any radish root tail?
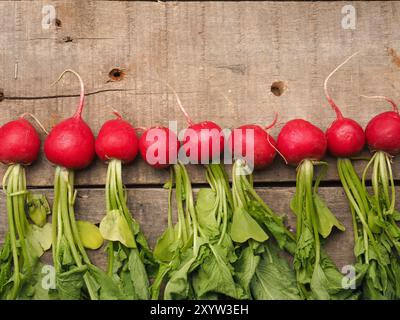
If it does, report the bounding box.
[360,95,399,113]
[266,133,288,165]
[324,51,360,119]
[52,69,85,118]
[265,111,278,130]
[148,76,193,126]
[215,87,235,109]
[265,112,285,163]
[20,113,49,135]
[111,107,123,119]
[134,127,147,133]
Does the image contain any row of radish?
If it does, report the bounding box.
[0,51,399,300]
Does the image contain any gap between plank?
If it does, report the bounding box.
[24,179,399,190]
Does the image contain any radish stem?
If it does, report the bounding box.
[360,95,399,113]
[324,52,359,119]
[101,159,151,299]
[1,164,45,299]
[52,166,99,299]
[339,155,400,298]
[150,77,194,126]
[52,69,85,118]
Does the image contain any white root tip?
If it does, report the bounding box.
[20,113,49,135]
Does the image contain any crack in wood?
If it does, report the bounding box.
[216,64,247,75]
[1,89,200,101]
[26,37,115,41]
[1,89,135,101]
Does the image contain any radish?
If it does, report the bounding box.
[0,118,40,165]
[168,84,224,164]
[169,84,230,253]
[363,96,400,155]
[226,113,301,299]
[95,111,154,299]
[168,85,228,249]
[324,52,365,158]
[134,83,180,170]
[44,70,94,170]
[95,111,139,163]
[228,113,295,250]
[277,117,355,299]
[44,69,123,300]
[277,119,327,166]
[361,95,400,209]
[351,94,400,299]
[139,126,180,169]
[182,120,224,164]
[227,114,277,170]
[0,116,52,299]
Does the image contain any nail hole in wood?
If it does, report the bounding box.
[270,81,286,96]
[109,68,124,81]
[62,36,73,43]
[55,18,62,27]
[0,89,4,102]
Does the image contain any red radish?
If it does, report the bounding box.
[277,119,327,166]
[358,95,400,291]
[326,118,365,157]
[277,116,348,299]
[324,53,365,157]
[46,69,122,300]
[356,96,400,298]
[95,112,152,298]
[363,96,400,155]
[0,115,50,299]
[182,120,224,163]
[44,70,95,169]
[139,126,180,169]
[227,114,278,170]
[167,84,224,164]
[0,117,40,165]
[95,111,139,164]
[277,117,347,299]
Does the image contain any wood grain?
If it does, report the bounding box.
[1,1,400,186]
[0,186,364,269]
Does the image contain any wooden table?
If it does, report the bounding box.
[1,1,400,270]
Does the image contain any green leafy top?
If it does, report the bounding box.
[0,164,52,300]
[99,159,154,300]
[291,159,356,300]
[338,154,400,299]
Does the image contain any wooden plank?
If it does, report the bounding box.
[0,186,365,269]
[1,1,400,186]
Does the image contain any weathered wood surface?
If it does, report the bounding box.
[1,1,400,185]
[0,186,360,269]
[1,1,400,279]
